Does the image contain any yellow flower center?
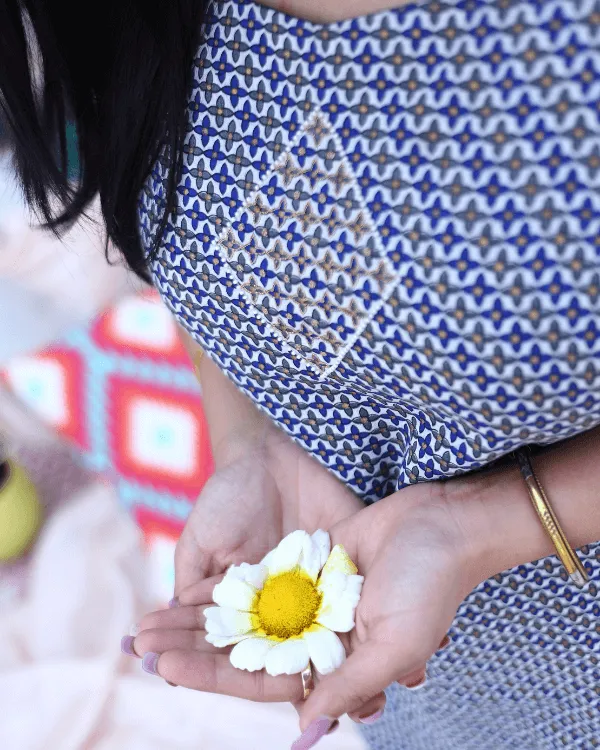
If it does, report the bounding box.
[255,570,322,639]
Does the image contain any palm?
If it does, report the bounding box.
[175,430,362,592]
[329,489,472,678]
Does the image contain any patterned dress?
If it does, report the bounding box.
[139,0,600,746]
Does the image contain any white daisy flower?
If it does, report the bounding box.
[205,529,363,677]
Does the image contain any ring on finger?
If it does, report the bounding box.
[301,663,314,700]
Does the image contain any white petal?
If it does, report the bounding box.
[302,626,346,676]
[298,529,331,582]
[205,632,249,648]
[317,572,364,633]
[230,637,277,672]
[316,604,355,633]
[311,529,331,570]
[229,562,268,590]
[261,530,310,576]
[258,548,276,571]
[204,606,254,637]
[264,638,310,676]
[212,573,256,611]
[320,571,364,598]
[319,544,358,589]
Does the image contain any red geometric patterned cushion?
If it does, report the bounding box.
[2,291,213,568]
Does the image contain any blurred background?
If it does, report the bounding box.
[0,119,366,750]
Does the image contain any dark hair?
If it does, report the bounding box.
[0,1,208,282]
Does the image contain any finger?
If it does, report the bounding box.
[343,631,386,725]
[298,642,421,731]
[144,649,305,703]
[397,667,427,689]
[137,605,209,633]
[292,665,384,729]
[348,692,387,724]
[178,574,225,607]
[130,628,223,658]
[174,527,210,595]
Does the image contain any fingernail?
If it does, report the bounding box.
[359,708,384,725]
[406,676,427,690]
[142,652,160,676]
[291,716,336,750]
[129,623,141,637]
[168,597,179,609]
[120,635,137,657]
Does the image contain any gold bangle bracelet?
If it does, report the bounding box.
[515,448,588,589]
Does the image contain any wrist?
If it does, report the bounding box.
[211,423,272,469]
[448,462,555,587]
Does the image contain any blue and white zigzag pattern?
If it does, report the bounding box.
[140,0,600,746]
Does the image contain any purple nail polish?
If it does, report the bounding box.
[120,635,136,657]
[168,597,179,609]
[359,708,384,725]
[291,716,336,750]
[142,652,160,676]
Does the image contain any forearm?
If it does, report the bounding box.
[456,427,600,583]
[178,328,272,467]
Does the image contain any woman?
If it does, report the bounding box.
[2,0,599,747]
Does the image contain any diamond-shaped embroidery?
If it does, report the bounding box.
[215,111,397,376]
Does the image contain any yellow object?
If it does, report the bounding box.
[254,570,323,639]
[320,544,358,578]
[251,542,357,640]
[516,449,588,589]
[0,460,43,561]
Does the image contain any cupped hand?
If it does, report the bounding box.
[172,426,363,595]
[295,479,485,734]
[128,468,488,745]
[127,426,363,694]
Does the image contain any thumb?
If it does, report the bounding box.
[298,641,415,731]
